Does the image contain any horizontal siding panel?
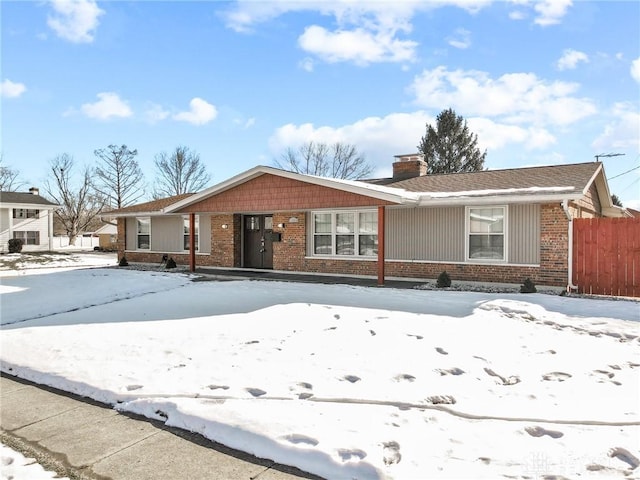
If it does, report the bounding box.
[386,207,464,261]
[199,215,211,253]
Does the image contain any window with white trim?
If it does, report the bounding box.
[467,206,506,261]
[312,210,378,257]
[183,215,199,251]
[13,231,40,245]
[13,209,39,219]
[137,217,150,249]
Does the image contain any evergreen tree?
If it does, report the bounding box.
[418,108,486,174]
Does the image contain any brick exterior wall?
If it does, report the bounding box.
[392,160,427,180]
[117,199,570,287]
[176,174,393,213]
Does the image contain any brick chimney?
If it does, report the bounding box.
[29,187,39,195]
[392,154,427,180]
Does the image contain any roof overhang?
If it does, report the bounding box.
[163,166,418,213]
[0,201,60,209]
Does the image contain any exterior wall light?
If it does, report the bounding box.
[221,224,229,229]
[277,223,286,228]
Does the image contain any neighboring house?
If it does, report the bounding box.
[0,188,59,252]
[94,222,118,250]
[106,156,629,288]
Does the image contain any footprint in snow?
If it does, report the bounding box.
[436,367,465,376]
[207,384,229,391]
[2,457,14,466]
[282,434,319,446]
[609,447,640,469]
[542,372,572,382]
[246,388,267,397]
[343,375,361,383]
[427,395,456,405]
[126,384,143,391]
[525,426,564,439]
[406,334,423,340]
[337,448,367,462]
[382,441,401,465]
[393,373,416,383]
[435,347,448,355]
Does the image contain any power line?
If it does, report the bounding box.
[608,165,640,181]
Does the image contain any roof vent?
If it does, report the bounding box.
[29,187,40,195]
[392,153,427,180]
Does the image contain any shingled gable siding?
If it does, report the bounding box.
[176,174,395,213]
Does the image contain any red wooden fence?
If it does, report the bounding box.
[573,217,640,297]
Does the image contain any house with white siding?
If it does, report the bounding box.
[0,188,59,252]
[106,156,629,289]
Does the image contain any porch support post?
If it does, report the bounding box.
[189,213,196,272]
[377,205,385,286]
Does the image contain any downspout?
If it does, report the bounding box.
[561,200,578,292]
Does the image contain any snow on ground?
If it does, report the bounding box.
[1,443,68,480]
[1,253,639,479]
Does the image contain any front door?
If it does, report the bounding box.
[243,215,273,269]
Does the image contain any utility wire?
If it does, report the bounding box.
[608,165,640,180]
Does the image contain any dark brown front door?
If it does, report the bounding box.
[243,215,273,269]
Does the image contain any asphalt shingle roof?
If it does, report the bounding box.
[367,162,601,194]
[103,193,194,215]
[0,191,58,206]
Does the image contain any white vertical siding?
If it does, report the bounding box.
[199,215,211,253]
[386,207,465,261]
[150,216,183,252]
[0,208,11,252]
[126,217,137,250]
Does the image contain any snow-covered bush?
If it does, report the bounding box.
[436,271,451,288]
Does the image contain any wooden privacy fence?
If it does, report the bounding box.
[573,217,640,297]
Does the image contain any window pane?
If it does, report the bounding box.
[336,235,354,255]
[137,218,150,234]
[314,235,331,254]
[138,235,150,249]
[336,213,354,234]
[314,213,331,233]
[184,235,199,251]
[359,212,377,234]
[469,208,503,234]
[469,234,504,260]
[359,235,378,256]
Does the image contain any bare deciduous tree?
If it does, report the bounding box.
[44,154,106,245]
[94,144,145,208]
[152,146,211,198]
[0,155,25,191]
[275,141,372,179]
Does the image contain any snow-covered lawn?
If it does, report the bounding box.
[1,443,68,480]
[1,254,639,479]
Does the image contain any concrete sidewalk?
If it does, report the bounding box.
[0,374,323,480]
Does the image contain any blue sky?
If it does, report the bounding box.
[2,0,639,207]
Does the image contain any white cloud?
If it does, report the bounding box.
[80,92,132,120]
[409,66,596,126]
[173,98,218,126]
[556,49,589,71]
[447,28,471,49]
[592,102,640,152]
[299,57,315,72]
[222,1,493,66]
[0,79,27,98]
[298,25,417,65]
[269,111,432,174]
[47,0,104,43]
[533,0,572,26]
[631,57,640,83]
[144,103,170,124]
[468,117,556,151]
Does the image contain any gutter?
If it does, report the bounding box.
[562,200,578,293]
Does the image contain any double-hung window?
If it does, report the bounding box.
[13,231,39,245]
[467,206,506,261]
[137,217,150,250]
[183,215,199,251]
[13,209,39,219]
[312,211,378,257]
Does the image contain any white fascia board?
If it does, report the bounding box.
[0,202,60,209]
[164,166,413,212]
[416,193,580,207]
